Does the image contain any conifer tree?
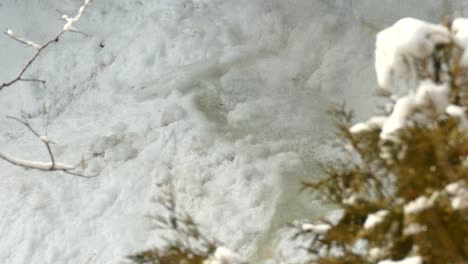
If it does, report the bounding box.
[294,17,468,264]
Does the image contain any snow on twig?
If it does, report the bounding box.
[6,29,40,49]
[61,0,92,32]
[0,115,97,178]
[0,151,77,171]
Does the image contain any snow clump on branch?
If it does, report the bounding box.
[375,18,450,91]
[204,247,247,264]
[363,210,389,230]
[380,80,450,140]
[350,17,468,140]
[452,18,468,67]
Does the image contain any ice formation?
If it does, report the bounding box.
[375,18,450,90]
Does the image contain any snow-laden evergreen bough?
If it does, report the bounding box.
[288,17,468,264]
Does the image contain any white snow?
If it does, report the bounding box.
[375,18,450,90]
[364,210,389,229]
[380,96,414,140]
[446,104,468,130]
[380,80,449,140]
[343,194,360,205]
[378,256,423,264]
[403,223,427,236]
[0,1,465,263]
[404,192,439,215]
[206,246,247,264]
[445,181,468,210]
[350,116,387,134]
[413,80,450,113]
[369,247,385,261]
[301,223,331,234]
[445,181,464,195]
[451,194,468,210]
[452,18,468,67]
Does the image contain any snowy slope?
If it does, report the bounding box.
[0,1,466,263]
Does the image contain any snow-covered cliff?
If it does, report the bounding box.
[0,1,465,263]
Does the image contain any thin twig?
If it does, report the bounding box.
[19,78,47,88]
[2,115,96,178]
[6,114,56,168]
[0,0,93,91]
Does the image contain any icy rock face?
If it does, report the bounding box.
[0,1,467,263]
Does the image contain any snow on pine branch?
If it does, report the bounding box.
[350,17,468,141]
[375,18,450,91]
[296,17,468,264]
[378,256,423,264]
[205,247,247,264]
[452,18,468,67]
[363,210,389,230]
[380,80,450,140]
[0,151,79,171]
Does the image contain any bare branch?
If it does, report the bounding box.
[5,29,40,49]
[0,0,93,91]
[2,115,96,178]
[0,1,97,179]
[6,115,41,138]
[0,151,77,171]
[61,0,92,32]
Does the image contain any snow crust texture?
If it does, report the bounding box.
[1,0,467,263]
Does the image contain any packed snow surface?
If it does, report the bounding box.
[1,0,467,263]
